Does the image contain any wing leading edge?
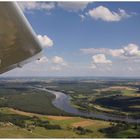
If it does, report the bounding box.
[0,2,42,74]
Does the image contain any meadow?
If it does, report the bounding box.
[49,80,140,118]
[0,78,140,138]
[0,107,139,138]
[0,87,67,116]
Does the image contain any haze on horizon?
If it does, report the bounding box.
[2,2,140,77]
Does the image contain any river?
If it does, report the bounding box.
[38,87,140,124]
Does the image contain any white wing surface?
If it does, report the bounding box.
[0,2,42,74]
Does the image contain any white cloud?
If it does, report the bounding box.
[81,43,140,58]
[92,54,112,64]
[51,56,68,71]
[81,48,110,55]
[20,55,68,73]
[83,43,140,72]
[123,43,140,57]
[80,43,140,74]
[37,35,53,48]
[88,6,131,22]
[18,2,93,14]
[18,2,55,12]
[57,2,90,12]
[52,56,65,65]
[36,56,48,64]
[109,49,124,57]
[110,44,140,57]
[35,56,68,70]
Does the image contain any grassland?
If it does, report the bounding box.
[0,107,139,138]
[0,78,140,138]
[67,85,140,117]
[0,88,67,116]
[0,107,110,138]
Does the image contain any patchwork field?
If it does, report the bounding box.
[0,78,140,138]
[0,107,111,138]
[95,95,140,112]
[0,107,139,138]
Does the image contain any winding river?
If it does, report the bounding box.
[38,88,140,124]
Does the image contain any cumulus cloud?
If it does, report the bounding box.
[123,44,140,57]
[82,43,140,71]
[31,55,68,72]
[37,35,53,48]
[92,54,112,64]
[81,48,110,55]
[52,56,64,64]
[107,44,140,58]
[109,49,124,57]
[51,56,68,71]
[18,1,93,14]
[90,54,112,70]
[109,44,140,58]
[18,2,55,12]
[81,43,140,58]
[57,2,91,12]
[88,6,131,22]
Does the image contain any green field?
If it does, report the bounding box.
[0,107,110,138]
[0,88,67,116]
[0,107,139,138]
[0,78,140,138]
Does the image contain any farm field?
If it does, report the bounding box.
[0,77,140,138]
[0,107,139,138]
[45,79,140,118]
[0,107,110,138]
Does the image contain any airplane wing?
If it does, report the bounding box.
[0,2,42,74]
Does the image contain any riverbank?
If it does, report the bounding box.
[41,88,140,124]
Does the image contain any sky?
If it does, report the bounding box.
[2,1,140,77]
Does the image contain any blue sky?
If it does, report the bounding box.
[3,2,140,77]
